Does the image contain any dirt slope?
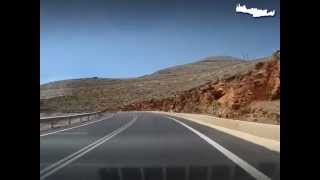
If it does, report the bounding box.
[40,53,280,124]
[40,56,256,112]
[121,55,280,124]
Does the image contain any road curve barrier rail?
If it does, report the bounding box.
[40,111,105,131]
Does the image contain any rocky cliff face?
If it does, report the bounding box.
[121,57,280,124]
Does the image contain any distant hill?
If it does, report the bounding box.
[40,54,279,124]
[41,56,252,109]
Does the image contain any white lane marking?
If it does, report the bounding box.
[40,114,114,137]
[40,115,137,180]
[166,116,271,180]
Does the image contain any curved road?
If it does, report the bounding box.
[40,112,280,180]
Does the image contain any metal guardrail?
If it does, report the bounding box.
[40,111,104,129]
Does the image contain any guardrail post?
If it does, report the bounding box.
[51,121,54,129]
[68,117,71,125]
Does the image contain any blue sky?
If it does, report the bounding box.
[41,0,279,84]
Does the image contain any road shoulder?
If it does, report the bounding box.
[151,111,280,152]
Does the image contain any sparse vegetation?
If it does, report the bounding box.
[40,54,279,124]
[41,56,258,112]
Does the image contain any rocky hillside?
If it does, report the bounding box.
[122,54,280,124]
[40,52,280,124]
[41,56,257,112]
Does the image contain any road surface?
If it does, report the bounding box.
[40,112,280,180]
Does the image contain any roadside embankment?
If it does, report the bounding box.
[151,111,280,152]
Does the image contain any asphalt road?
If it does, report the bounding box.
[40,112,280,180]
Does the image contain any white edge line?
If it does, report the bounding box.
[166,116,271,180]
[40,115,137,180]
[40,114,114,137]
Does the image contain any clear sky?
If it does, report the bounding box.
[41,0,280,84]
